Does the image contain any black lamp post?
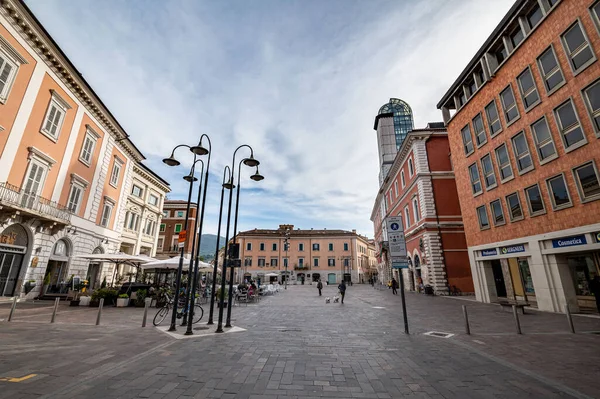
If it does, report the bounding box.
[283,229,290,289]
[216,145,260,333]
[225,160,263,327]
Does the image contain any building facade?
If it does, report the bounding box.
[155,200,198,260]
[0,0,168,298]
[438,0,600,312]
[371,123,473,294]
[234,225,372,285]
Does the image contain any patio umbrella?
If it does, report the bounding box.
[264,272,279,277]
[140,256,213,271]
[73,252,157,284]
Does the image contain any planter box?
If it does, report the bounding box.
[79,296,91,306]
[70,300,80,307]
[116,298,129,307]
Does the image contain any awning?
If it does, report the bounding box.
[73,252,156,264]
[140,256,213,271]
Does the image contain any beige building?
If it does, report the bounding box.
[234,224,373,285]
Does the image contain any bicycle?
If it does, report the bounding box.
[153,292,204,326]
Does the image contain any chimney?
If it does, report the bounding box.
[352,229,356,234]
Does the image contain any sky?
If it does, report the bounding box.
[26,0,514,238]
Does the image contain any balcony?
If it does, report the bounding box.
[294,265,308,271]
[0,182,71,226]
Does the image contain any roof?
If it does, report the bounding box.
[236,228,372,241]
[436,0,527,108]
[138,162,170,188]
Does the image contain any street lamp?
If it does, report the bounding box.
[283,229,290,289]
[225,161,264,327]
[217,145,260,333]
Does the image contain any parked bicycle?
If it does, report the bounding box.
[153,291,204,326]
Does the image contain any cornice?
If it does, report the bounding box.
[133,164,170,193]
[0,0,143,161]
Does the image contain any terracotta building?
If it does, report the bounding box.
[155,200,198,260]
[438,0,600,312]
[0,0,169,298]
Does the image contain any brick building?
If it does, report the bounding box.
[371,121,472,294]
[438,0,600,312]
[156,200,197,260]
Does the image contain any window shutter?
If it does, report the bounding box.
[50,107,62,135]
[45,106,57,132]
[0,58,13,95]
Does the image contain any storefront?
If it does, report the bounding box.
[0,224,30,297]
[44,239,72,296]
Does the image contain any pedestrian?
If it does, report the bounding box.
[338,280,346,304]
[391,278,398,295]
[589,275,600,314]
[317,279,323,296]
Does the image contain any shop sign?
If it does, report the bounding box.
[31,256,39,267]
[594,231,600,243]
[0,232,18,245]
[552,235,587,248]
[481,248,497,257]
[500,244,525,255]
[392,260,409,269]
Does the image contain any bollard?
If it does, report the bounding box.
[7,296,18,322]
[564,304,575,334]
[142,300,149,327]
[50,297,60,323]
[512,305,522,334]
[462,305,471,335]
[96,298,104,326]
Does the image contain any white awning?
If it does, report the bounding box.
[140,256,213,271]
[73,252,156,263]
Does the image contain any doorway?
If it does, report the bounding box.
[0,224,29,296]
[491,259,507,298]
[327,273,336,285]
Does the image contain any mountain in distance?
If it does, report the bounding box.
[198,234,226,261]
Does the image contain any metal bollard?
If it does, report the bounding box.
[96,298,104,326]
[512,305,522,334]
[50,297,60,323]
[564,304,575,334]
[462,305,471,335]
[7,296,18,322]
[142,300,149,327]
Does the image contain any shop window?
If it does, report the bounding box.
[511,131,534,174]
[517,67,540,111]
[530,116,557,163]
[546,174,572,210]
[472,113,487,147]
[476,205,490,230]
[537,46,565,94]
[524,184,546,216]
[461,124,474,155]
[561,21,596,75]
[573,161,600,202]
[485,99,503,137]
[469,163,482,195]
[506,192,524,221]
[582,78,600,136]
[569,256,599,296]
[490,199,505,226]
[554,98,586,152]
[495,143,514,182]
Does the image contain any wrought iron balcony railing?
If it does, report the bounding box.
[0,182,71,224]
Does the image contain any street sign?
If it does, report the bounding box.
[178,230,187,249]
[386,216,407,259]
[392,261,409,269]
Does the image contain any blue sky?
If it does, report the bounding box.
[26,0,513,237]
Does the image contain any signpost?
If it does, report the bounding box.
[386,216,409,334]
[178,230,187,249]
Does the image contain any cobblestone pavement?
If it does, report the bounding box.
[1,285,599,398]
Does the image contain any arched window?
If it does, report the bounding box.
[401,170,406,188]
[404,206,411,229]
[409,158,414,177]
[413,198,420,222]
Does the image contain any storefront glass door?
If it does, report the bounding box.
[0,253,23,296]
[491,260,507,297]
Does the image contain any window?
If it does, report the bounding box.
[573,161,600,202]
[174,224,182,233]
[100,200,113,228]
[526,3,543,29]
[109,160,122,187]
[299,243,304,251]
[401,170,406,188]
[149,194,159,206]
[485,100,503,137]
[343,243,348,251]
[592,1,600,31]
[511,131,534,174]
[313,258,319,267]
[561,21,596,74]
[144,220,155,235]
[472,113,487,147]
[328,243,333,251]
[494,42,508,66]
[490,200,505,226]
[171,237,178,251]
[466,79,477,98]
[476,67,486,87]
[457,89,466,108]
[582,79,600,135]
[271,258,278,267]
[525,184,546,216]
[547,174,572,210]
[260,243,265,251]
[510,26,524,48]
[162,210,169,218]
[476,206,490,230]
[128,213,139,231]
[79,130,98,165]
[328,258,335,266]
[530,117,557,163]
[159,223,165,232]
[394,180,399,196]
[517,67,540,110]
[272,243,277,251]
[245,257,252,267]
[157,237,164,251]
[41,97,67,140]
[468,163,482,195]
[283,258,288,267]
[0,49,18,102]
[461,124,474,155]
[258,258,266,267]
[554,99,586,151]
[408,159,414,177]
[246,242,252,251]
[404,206,411,229]
[480,154,497,189]
[298,258,304,267]
[412,198,420,222]
[67,184,83,213]
[500,85,520,124]
[312,243,320,251]
[176,211,185,218]
[131,185,143,197]
[537,46,565,93]
[506,192,524,221]
[494,143,514,182]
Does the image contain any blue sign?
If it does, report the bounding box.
[552,235,587,248]
[392,261,409,269]
[390,222,400,231]
[500,244,525,255]
[481,248,497,257]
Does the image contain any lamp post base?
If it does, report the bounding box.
[184,331,194,336]
[215,327,224,333]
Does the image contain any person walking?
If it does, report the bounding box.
[338,280,346,304]
[317,279,323,296]
[391,278,398,295]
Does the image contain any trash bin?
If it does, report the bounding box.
[424,285,434,295]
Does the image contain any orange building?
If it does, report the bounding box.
[0,0,168,298]
[438,0,600,312]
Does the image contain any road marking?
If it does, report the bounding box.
[473,339,486,345]
[0,374,37,382]
[372,306,385,309]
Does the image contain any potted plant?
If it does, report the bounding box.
[24,279,36,295]
[117,293,129,307]
[216,287,229,308]
[135,289,147,307]
[79,293,91,306]
[90,288,119,307]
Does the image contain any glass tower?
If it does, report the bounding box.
[377,98,414,150]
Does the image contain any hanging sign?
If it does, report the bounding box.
[178,230,187,249]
